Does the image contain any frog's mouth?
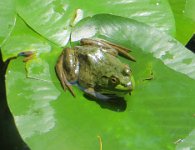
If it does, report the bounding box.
[98,76,135,97]
[115,84,133,91]
[98,85,132,97]
[85,76,135,100]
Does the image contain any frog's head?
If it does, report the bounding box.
[95,63,135,98]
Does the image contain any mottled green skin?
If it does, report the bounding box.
[74,45,134,97]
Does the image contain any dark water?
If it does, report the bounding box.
[0,51,30,150]
[186,34,195,53]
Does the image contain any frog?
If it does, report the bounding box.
[55,38,135,100]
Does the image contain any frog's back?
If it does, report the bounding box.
[80,46,125,76]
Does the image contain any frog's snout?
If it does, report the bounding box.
[125,82,133,91]
[118,81,133,92]
[125,82,133,96]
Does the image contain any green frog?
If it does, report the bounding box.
[56,38,135,100]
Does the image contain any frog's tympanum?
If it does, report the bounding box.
[56,38,135,100]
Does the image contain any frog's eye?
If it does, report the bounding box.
[110,76,120,85]
[111,77,117,83]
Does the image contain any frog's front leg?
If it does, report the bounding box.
[55,48,79,97]
[80,38,136,61]
[83,88,111,100]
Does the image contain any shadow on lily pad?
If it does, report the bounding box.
[84,94,127,112]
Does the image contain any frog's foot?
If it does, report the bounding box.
[83,88,111,100]
[56,52,76,97]
[80,38,136,62]
[99,39,136,62]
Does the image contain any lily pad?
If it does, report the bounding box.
[168,0,195,44]
[1,17,52,62]
[0,0,16,46]
[5,14,195,150]
[16,0,175,46]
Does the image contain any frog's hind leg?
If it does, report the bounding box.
[80,38,136,61]
[55,50,76,97]
[98,39,136,62]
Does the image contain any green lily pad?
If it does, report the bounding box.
[0,0,16,46]
[15,0,175,46]
[184,0,195,22]
[176,129,195,150]
[1,17,52,62]
[168,0,195,44]
[5,14,195,150]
